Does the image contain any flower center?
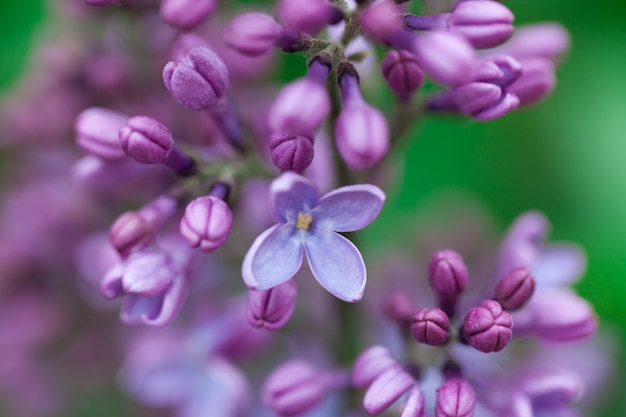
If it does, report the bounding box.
[295,212,313,230]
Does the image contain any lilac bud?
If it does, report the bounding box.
[402,387,425,417]
[75,107,128,161]
[270,131,315,172]
[247,279,297,330]
[452,82,519,120]
[223,13,293,57]
[381,50,424,100]
[495,267,535,311]
[352,345,399,388]
[358,1,404,45]
[277,0,343,35]
[462,299,512,353]
[163,47,229,111]
[493,22,571,62]
[383,291,415,328]
[119,116,173,164]
[262,360,347,416]
[410,308,450,346]
[435,378,476,417]
[428,250,468,302]
[335,65,389,170]
[474,55,522,86]
[449,0,514,48]
[364,365,416,414]
[160,0,216,30]
[413,31,476,86]
[179,195,232,252]
[507,58,556,107]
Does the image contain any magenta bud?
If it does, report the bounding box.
[452,82,519,120]
[507,57,556,107]
[160,0,216,30]
[428,250,468,300]
[495,267,536,311]
[163,46,229,111]
[119,116,173,164]
[223,12,285,57]
[410,308,450,346]
[247,279,297,330]
[474,55,522,87]
[381,50,424,100]
[180,195,232,252]
[270,131,315,172]
[277,0,343,35]
[449,0,514,48]
[352,345,399,388]
[75,107,128,161]
[383,291,416,328]
[364,365,416,415]
[413,31,476,86]
[358,1,403,45]
[463,299,512,353]
[402,387,425,417]
[435,378,476,417]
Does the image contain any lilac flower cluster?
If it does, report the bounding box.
[0,1,609,417]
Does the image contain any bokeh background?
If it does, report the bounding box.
[1,0,625,416]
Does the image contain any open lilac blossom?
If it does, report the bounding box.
[242,172,385,302]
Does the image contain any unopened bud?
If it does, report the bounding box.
[495,267,535,311]
[180,195,232,252]
[435,377,476,417]
[410,308,450,346]
[462,299,512,353]
[247,280,297,330]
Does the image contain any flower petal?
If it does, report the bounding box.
[242,224,304,290]
[313,184,385,232]
[270,172,320,223]
[532,243,586,286]
[304,231,366,302]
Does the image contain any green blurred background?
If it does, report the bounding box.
[1,0,625,416]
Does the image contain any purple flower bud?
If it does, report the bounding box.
[449,0,514,48]
[160,0,216,30]
[262,360,347,416]
[179,195,232,252]
[383,291,416,328]
[352,345,399,388]
[247,279,297,330]
[119,116,173,164]
[452,82,520,120]
[358,1,404,45]
[507,58,556,107]
[463,299,512,353]
[413,31,476,86]
[277,0,343,35]
[270,131,315,172]
[223,12,293,57]
[381,50,424,100]
[435,378,476,417]
[474,55,522,86]
[75,107,128,161]
[335,65,389,170]
[495,267,536,311]
[492,22,571,62]
[428,250,468,302]
[411,308,450,346]
[163,46,229,111]
[364,365,416,414]
[402,387,425,417]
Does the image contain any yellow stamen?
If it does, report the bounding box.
[295,212,313,230]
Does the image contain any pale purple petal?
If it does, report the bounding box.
[304,231,366,302]
[270,172,320,223]
[352,345,399,388]
[364,366,415,414]
[313,184,385,232]
[242,224,304,290]
[532,243,586,286]
[401,386,425,417]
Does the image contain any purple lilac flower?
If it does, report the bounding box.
[160,0,217,30]
[247,279,298,330]
[277,0,343,35]
[381,49,424,100]
[242,172,385,302]
[74,107,128,161]
[223,12,300,57]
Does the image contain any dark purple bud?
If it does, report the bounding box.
[223,12,293,57]
[462,299,512,353]
[410,308,450,346]
[381,50,424,100]
[403,14,449,32]
[449,0,514,48]
[495,267,536,311]
[247,279,297,330]
[119,116,173,164]
[364,365,416,414]
[383,291,415,328]
[352,345,399,388]
[163,46,229,111]
[179,195,232,252]
[160,0,216,30]
[435,377,476,417]
[452,82,519,120]
[335,66,389,170]
[277,0,343,35]
[428,250,468,300]
[75,107,128,161]
[262,360,348,416]
[507,58,556,107]
[270,131,315,172]
[412,31,476,86]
